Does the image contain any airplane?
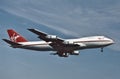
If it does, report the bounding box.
[3,29,114,57]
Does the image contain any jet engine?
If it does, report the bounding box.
[63,41,74,44]
[46,35,57,39]
[70,51,79,55]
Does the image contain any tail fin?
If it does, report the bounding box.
[7,29,28,43]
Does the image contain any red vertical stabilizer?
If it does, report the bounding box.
[7,29,28,42]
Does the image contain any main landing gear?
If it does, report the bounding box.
[50,52,69,57]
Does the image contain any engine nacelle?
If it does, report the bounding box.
[46,35,57,39]
[71,51,79,55]
[63,41,74,44]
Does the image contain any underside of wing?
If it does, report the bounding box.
[28,28,82,57]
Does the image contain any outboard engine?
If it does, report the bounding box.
[70,51,79,55]
[45,35,57,39]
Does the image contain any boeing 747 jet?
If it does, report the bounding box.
[3,29,114,57]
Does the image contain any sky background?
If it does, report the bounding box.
[0,0,120,79]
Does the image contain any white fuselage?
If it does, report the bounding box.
[16,36,114,51]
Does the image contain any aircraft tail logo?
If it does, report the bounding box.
[7,29,28,42]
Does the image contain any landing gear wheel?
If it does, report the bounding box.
[64,53,69,57]
[100,48,104,55]
[101,48,103,52]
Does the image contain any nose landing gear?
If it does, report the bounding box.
[101,48,103,52]
[100,48,104,55]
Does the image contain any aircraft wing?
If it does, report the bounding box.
[28,29,64,43]
[28,29,80,47]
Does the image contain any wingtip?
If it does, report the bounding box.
[27,28,33,30]
[27,28,41,32]
[27,28,37,31]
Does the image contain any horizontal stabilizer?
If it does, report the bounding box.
[3,39,21,45]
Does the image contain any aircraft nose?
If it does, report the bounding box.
[109,39,115,44]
